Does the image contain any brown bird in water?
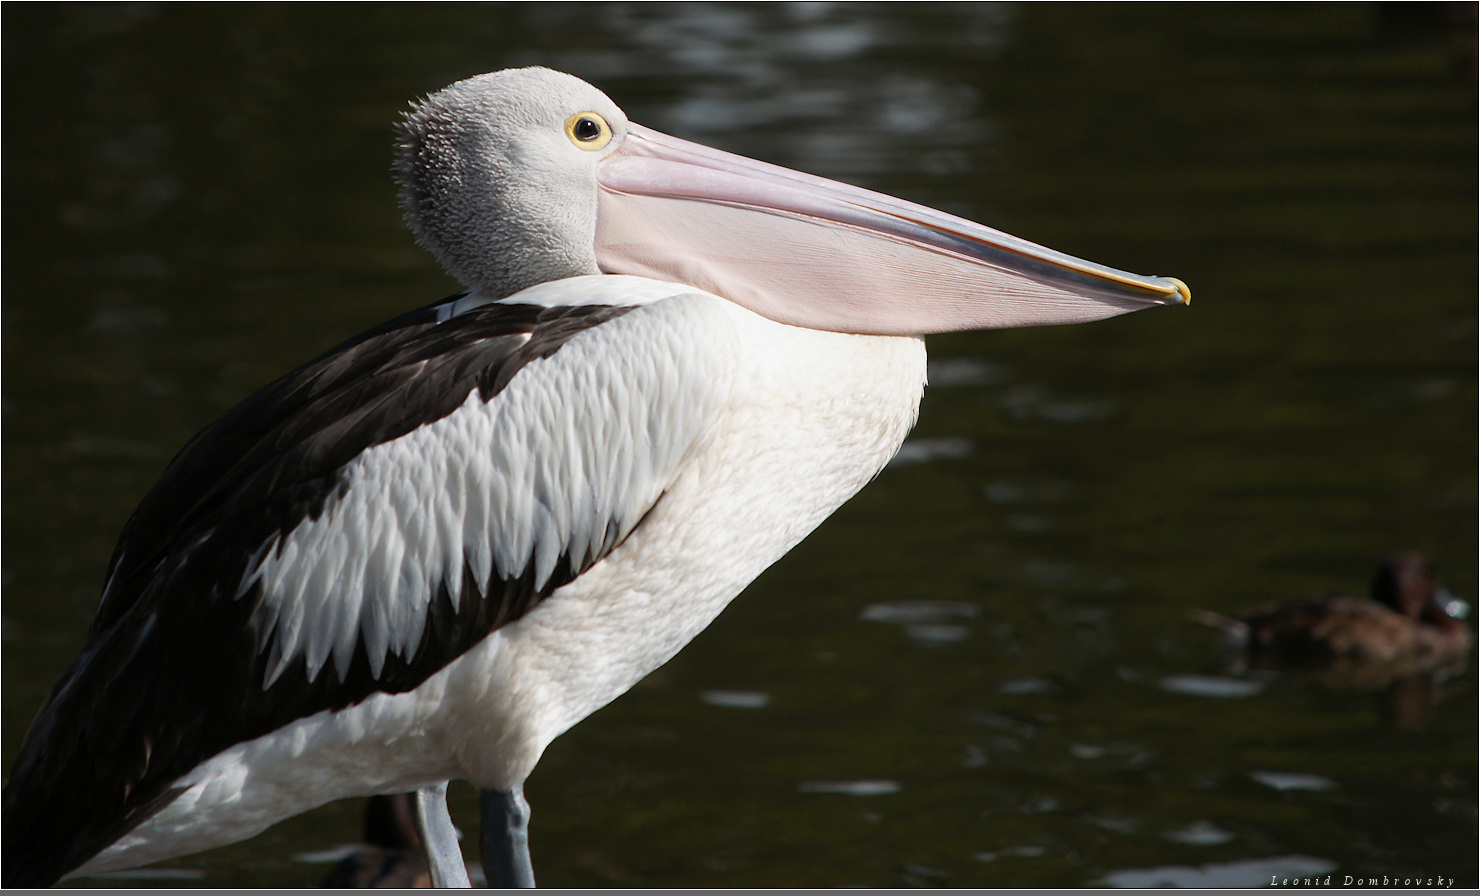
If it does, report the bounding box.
[319,794,430,889]
[1203,553,1471,670]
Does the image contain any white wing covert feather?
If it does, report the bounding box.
[243,283,733,686]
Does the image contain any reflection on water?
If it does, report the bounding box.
[888,435,974,467]
[862,599,979,644]
[3,2,1475,889]
[1159,674,1268,698]
[798,780,903,797]
[698,690,771,710]
[1164,819,1235,846]
[1104,854,1339,888]
[927,355,1007,387]
[522,2,1010,187]
[1248,771,1338,793]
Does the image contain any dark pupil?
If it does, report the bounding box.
[574,117,601,141]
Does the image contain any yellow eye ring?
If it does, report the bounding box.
[564,112,612,151]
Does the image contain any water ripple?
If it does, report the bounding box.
[699,690,771,709]
[1249,771,1337,792]
[1103,855,1338,888]
[1159,675,1266,698]
[797,779,901,796]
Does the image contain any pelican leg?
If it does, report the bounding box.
[479,786,536,888]
[413,782,472,888]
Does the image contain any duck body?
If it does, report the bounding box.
[1230,553,1470,669]
[322,842,433,890]
[319,794,432,888]
[1239,595,1469,665]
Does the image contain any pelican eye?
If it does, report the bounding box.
[564,112,612,151]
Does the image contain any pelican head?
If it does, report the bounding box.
[398,66,1188,333]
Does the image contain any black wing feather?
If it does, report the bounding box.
[2,296,636,887]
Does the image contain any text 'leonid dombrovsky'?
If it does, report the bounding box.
[1271,875,1456,888]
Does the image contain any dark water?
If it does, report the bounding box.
[3,3,1475,888]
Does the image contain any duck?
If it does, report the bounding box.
[1207,553,1471,667]
[318,794,432,889]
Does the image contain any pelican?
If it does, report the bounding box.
[1,67,1188,888]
